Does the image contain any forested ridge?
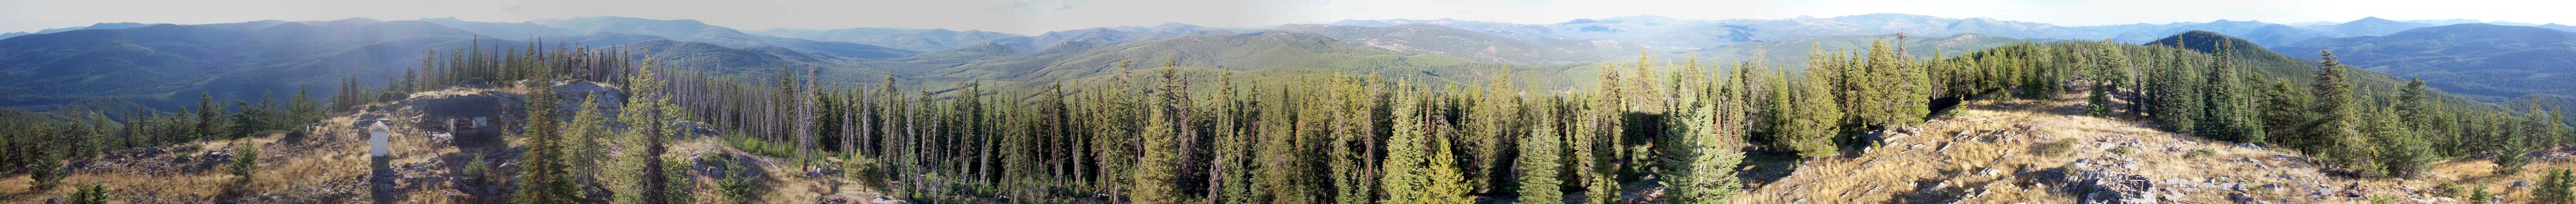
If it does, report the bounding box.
[3,31,2571,203]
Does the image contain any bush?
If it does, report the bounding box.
[2436,183,2463,199]
[463,154,490,185]
[2473,185,2491,203]
[2185,148,2216,158]
[2109,146,2132,155]
[843,153,887,190]
[2034,138,2079,156]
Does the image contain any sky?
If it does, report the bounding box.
[3,0,2570,35]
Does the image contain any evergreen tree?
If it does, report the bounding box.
[1464,67,1519,194]
[568,96,610,186]
[26,124,62,191]
[1573,63,1623,204]
[2259,78,2313,148]
[2541,169,2576,204]
[1516,97,1565,204]
[1661,68,1745,203]
[2152,45,2203,136]
[2202,41,2261,143]
[1787,65,1845,158]
[2310,50,2378,175]
[199,92,219,141]
[2370,105,2430,177]
[1132,66,1186,203]
[515,80,579,203]
[232,143,260,180]
[1391,82,1473,203]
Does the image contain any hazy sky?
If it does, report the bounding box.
[3,0,2568,35]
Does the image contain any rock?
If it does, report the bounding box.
[2230,193,2258,203]
[2080,174,2156,204]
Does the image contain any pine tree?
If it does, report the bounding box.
[516,80,579,203]
[199,92,218,141]
[2259,78,2312,148]
[26,124,62,191]
[1382,83,1433,203]
[1661,69,1745,203]
[2495,112,2532,175]
[2202,41,2260,143]
[2085,45,2119,116]
[1213,73,1258,204]
[1380,82,1470,204]
[2540,169,2576,204]
[1577,63,1625,204]
[231,143,260,180]
[622,60,688,204]
[1420,94,1472,204]
[1465,67,1518,194]
[2370,105,2430,177]
[1132,66,1186,204]
[568,96,609,186]
[1787,65,1845,158]
[2310,50,2378,175]
[1516,97,1566,204]
[2153,46,2203,136]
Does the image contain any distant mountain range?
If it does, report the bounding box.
[0,14,2568,114]
[2274,23,2576,103]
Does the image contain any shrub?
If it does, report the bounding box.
[463,154,490,185]
[2185,148,2216,158]
[2473,185,2491,203]
[843,153,887,190]
[2109,146,2132,154]
[2034,138,2079,156]
[2436,183,2463,199]
[231,144,261,180]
